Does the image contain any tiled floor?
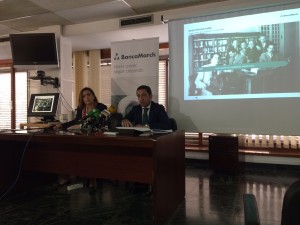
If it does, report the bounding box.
[1,160,300,225]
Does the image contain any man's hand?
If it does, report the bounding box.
[121,119,133,127]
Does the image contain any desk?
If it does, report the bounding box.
[0,130,185,225]
[20,123,51,129]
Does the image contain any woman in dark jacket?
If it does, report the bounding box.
[55,87,107,130]
[54,87,107,188]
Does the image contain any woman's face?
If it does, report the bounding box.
[82,90,95,106]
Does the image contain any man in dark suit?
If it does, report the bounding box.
[121,85,170,130]
[259,43,279,62]
[256,34,270,55]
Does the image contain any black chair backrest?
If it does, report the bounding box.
[243,179,300,225]
[281,179,300,225]
[169,118,177,131]
[108,112,123,130]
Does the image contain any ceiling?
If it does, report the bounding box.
[0,0,225,53]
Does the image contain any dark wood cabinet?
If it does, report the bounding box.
[209,135,239,171]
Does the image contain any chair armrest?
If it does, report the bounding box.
[243,194,261,225]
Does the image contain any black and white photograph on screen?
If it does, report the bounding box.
[33,97,53,112]
[184,8,300,100]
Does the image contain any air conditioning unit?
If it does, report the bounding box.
[119,14,153,28]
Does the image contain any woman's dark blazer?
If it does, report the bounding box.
[62,102,107,129]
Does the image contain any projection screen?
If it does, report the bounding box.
[168,2,300,135]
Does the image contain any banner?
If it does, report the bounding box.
[111,37,159,116]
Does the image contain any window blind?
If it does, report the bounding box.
[15,72,27,128]
[0,73,11,129]
[0,72,27,129]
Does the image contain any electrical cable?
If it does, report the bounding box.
[0,132,35,201]
[56,87,73,112]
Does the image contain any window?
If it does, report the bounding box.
[0,71,27,129]
[15,72,28,127]
[0,73,11,129]
[158,59,168,110]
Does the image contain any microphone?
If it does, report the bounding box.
[100,109,111,120]
[108,105,117,113]
[81,107,114,123]
[98,107,116,128]
[101,106,117,119]
[81,108,101,122]
[80,106,116,132]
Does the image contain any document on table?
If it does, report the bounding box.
[116,127,151,132]
[151,129,173,134]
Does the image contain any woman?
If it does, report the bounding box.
[55,87,107,188]
[55,87,107,130]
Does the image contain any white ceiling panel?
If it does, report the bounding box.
[0,0,221,38]
[70,23,168,51]
[56,1,136,23]
[1,13,72,32]
[29,0,116,12]
[0,0,226,52]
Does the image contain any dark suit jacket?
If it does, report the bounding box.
[124,101,170,130]
[259,52,279,62]
[62,102,107,129]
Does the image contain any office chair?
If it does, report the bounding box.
[108,112,123,130]
[169,118,177,131]
[243,179,300,225]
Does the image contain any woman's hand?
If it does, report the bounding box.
[52,123,62,130]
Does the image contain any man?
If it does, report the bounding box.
[194,53,221,95]
[259,43,278,62]
[245,40,260,63]
[256,34,270,54]
[228,48,247,65]
[121,85,170,130]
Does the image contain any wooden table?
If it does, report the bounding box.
[19,123,51,129]
[0,130,185,225]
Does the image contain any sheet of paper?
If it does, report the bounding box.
[116,127,151,132]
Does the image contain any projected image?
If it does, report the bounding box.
[32,96,54,112]
[184,8,300,100]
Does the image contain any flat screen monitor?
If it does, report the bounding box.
[27,93,60,122]
[9,33,59,69]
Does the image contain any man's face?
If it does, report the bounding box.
[232,40,238,47]
[136,88,152,107]
[211,54,219,65]
[248,41,254,48]
[240,42,247,49]
[260,36,266,43]
[267,45,274,53]
[229,51,236,57]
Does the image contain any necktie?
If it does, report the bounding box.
[142,108,149,125]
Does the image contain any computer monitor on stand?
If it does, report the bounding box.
[27,93,60,123]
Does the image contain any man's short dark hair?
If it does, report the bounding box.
[137,85,152,96]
